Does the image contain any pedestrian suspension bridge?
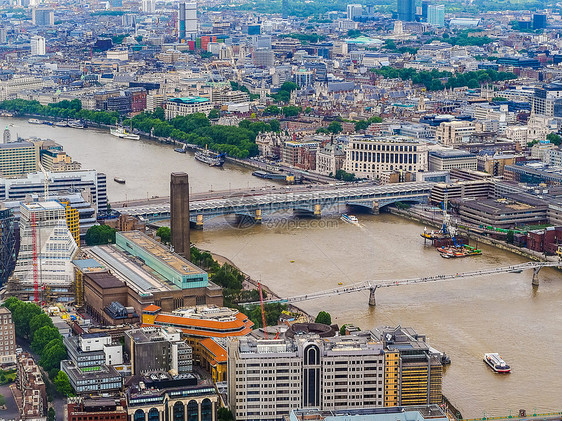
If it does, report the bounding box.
[245,261,561,307]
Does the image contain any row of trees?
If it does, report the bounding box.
[127,109,280,159]
[0,99,120,125]
[2,298,73,397]
[373,67,517,91]
[263,105,301,117]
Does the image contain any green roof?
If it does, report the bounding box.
[169,96,210,104]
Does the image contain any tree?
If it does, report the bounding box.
[355,120,370,131]
[315,311,332,325]
[156,226,171,244]
[208,109,220,120]
[282,106,300,117]
[40,339,67,374]
[47,407,56,421]
[269,119,280,132]
[263,105,280,116]
[339,324,347,335]
[327,121,342,134]
[506,230,515,244]
[29,313,54,340]
[218,407,234,421]
[546,132,562,146]
[84,225,116,246]
[54,371,74,396]
[0,394,5,408]
[335,169,355,182]
[31,326,60,354]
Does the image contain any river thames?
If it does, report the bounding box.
[6,117,562,418]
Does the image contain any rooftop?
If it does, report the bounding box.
[168,96,210,104]
[118,231,207,278]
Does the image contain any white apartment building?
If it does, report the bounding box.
[228,335,386,421]
[13,201,78,301]
[315,141,345,176]
[343,135,429,179]
[164,97,212,119]
[0,308,16,364]
[30,35,45,56]
[0,77,47,101]
[434,121,475,146]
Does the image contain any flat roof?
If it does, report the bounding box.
[0,141,35,149]
[168,96,210,104]
[118,231,206,277]
[87,272,126,289]
[430,149,476,159]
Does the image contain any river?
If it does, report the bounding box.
[1,117,273,201]
[5,117,562,418]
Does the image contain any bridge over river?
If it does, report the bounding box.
[243,261,561,307]
[113,182,434,227]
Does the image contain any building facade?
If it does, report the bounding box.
[343,136,428,180]
[0,207,19,287]
[165,97,212,119]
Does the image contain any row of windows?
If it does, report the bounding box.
[350,151,419,164]
[352,142,418,152]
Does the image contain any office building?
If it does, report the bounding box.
[0,170,107,212]
[165,97,212,119]
[0,308,16,364]
[125,326,192,375]
[0,207,19,287]
[61,360,122,395]
[427,5,444,26]
[343,136,429,180]
[533,13,547,29]
[64,333,123,369]
[141,0,155,12]
[458,194,549,228]
[0,140,38,178]
[66,397,128,421]
[178,2,197,41]
[428,150,477,171]
[32,8,54,26]
[253,48,274,67]
[347,4,363,20]
[126,375,218,421]
[421,0,429,20]
[61,333,123,395]
[170,172,190,259]
[30,35,45,56]
[228,324,443,421]
[434,121,475,146]
[15,352,47,419]
[10,201,78,301]
[397,0,415,21]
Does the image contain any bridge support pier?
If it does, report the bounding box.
[371,201,379,215]
[255,209,262,224]
[368,286,377,306]
[532,267,541,286]
[195,214,204,230]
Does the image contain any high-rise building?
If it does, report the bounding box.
[347,3,363,20]
[228,325,443,421]
[178,2,197,41]
[421,0,429,20]
[0,27,7,44]
[397,0,415,21]
[0,170,108,213]
[170,172,190,258]
[141,0,156,13]
[11,201,78,302]
[427,4,444,26]
[0,306,16,365]
[0,207,19,287]
[0,140,38,177]
[30,35,46,56]
[31,8,54,26]
[533,13,547,29]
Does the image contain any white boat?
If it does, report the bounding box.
[114,177,126,184]
[110,127,140,140]
[28,118,42,124]
[55,121,68,127]
[341,214,359,224]
[68,120,85,129]
[483,353,511,373]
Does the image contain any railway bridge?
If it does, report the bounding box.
[113,182,434,227]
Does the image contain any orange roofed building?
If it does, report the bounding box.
[142,304,253,380]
